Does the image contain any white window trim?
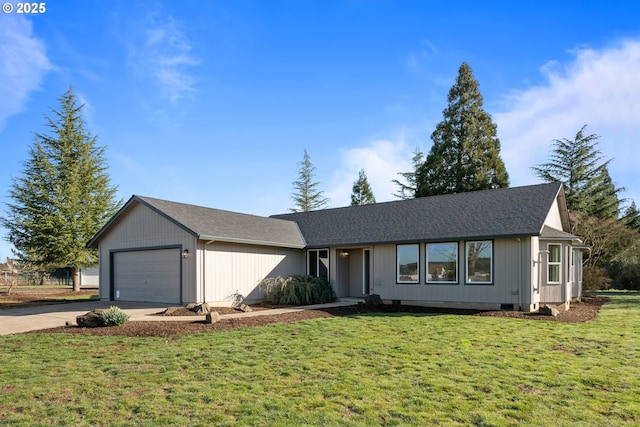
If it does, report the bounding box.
[547,243,562,284]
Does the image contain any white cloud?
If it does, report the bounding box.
[129,14,201,103]
[496,38,640,203]
[327,133,413,207]
[0,16,51,130]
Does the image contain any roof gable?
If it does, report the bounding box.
[88,196,306,249]
[272,182,565,247]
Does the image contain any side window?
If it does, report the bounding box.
[426,242,458,283]
[308,249,329,282]
[548,244,562,283]
[397,244,419,283]
[466,241,493,284]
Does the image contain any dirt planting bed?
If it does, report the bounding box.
[31,295,608,338]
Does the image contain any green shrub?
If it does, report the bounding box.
[261,275,335,306]
[100,306,130,326]
[583,265,611,291]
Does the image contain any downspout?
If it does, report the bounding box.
[517,238,522,311]
[202,240,215,303]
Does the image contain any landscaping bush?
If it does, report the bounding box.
[100,306,130,326]
[261,275,335,305]
[583,265,611,291]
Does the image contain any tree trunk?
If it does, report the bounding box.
[39,271,46,286]
[71,267,80,291]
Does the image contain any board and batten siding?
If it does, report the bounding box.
[371,238,533,309]
[96,203,197,302]
[198,241,304,305]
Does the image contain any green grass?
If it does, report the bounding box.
[1,294,639,426]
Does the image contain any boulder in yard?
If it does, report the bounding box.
[193,303,211,315]
[205,311,221,324]
[539,304,560,317]
[162,307,179,315]
[239,304,253,313]
[364,294,383,306]
[76,310,105,328]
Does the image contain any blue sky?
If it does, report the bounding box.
[1,0,639,261]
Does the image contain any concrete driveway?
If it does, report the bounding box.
[0,301,169,335]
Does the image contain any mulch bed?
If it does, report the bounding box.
[31,295,608,338]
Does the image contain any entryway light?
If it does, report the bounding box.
[182,249,190,259]
[341,250,349,257]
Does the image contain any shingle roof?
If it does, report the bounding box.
[271,182,565,247]
[88,196,306,249]
[540,225,580,241]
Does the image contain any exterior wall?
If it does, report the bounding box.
[544,198,564,230]
[96,204,197,302]
[368,238,534,309]
[538,240,575,308]
[197,241,304,305]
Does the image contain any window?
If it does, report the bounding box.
[548,244,561,283]
[426,242,458,283]
[308,249,329,282]
[466,241,493,284]
[397,244,419,283]
[569,246,574,283]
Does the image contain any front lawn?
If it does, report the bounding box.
[0,293,638,426]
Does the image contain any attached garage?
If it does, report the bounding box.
[87,195,306,306]
[111,247,182,304]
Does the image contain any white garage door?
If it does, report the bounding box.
[113,248,181,304]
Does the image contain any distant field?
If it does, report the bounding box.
[0,292,638,426]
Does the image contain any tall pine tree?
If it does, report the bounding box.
[415,62,509,197]
[532,125,622,219]
[351,169,376,206]
[392,148,424,200]
[289,149,329,212]
[1,88,120,290]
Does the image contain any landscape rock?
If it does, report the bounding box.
[539,304,560,317]
[364,294,384,306]
[205,311,222,324]
[162,307,179,315]
[193,303,211,315]
[185,303,197,310]
[239,304,253,313]
[76,310,105,328]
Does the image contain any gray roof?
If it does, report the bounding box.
[272,182,566,247]
[87,195,306,249]
[540,225,581,241]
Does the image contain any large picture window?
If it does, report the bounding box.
[426,242,458,283]
[466,241,493,284]
[308,249,329,282]
[548,244,561,283]
[397,244,419,283]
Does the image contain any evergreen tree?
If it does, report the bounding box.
[1,88,120,290]
[351,169,376,206]
[622,202,640,231]
[392,148,424,200]
[532,125,622,219]
[415,62,509,197]
[289,149,328,212]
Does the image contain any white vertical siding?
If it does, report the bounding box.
[200,241,304,305]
